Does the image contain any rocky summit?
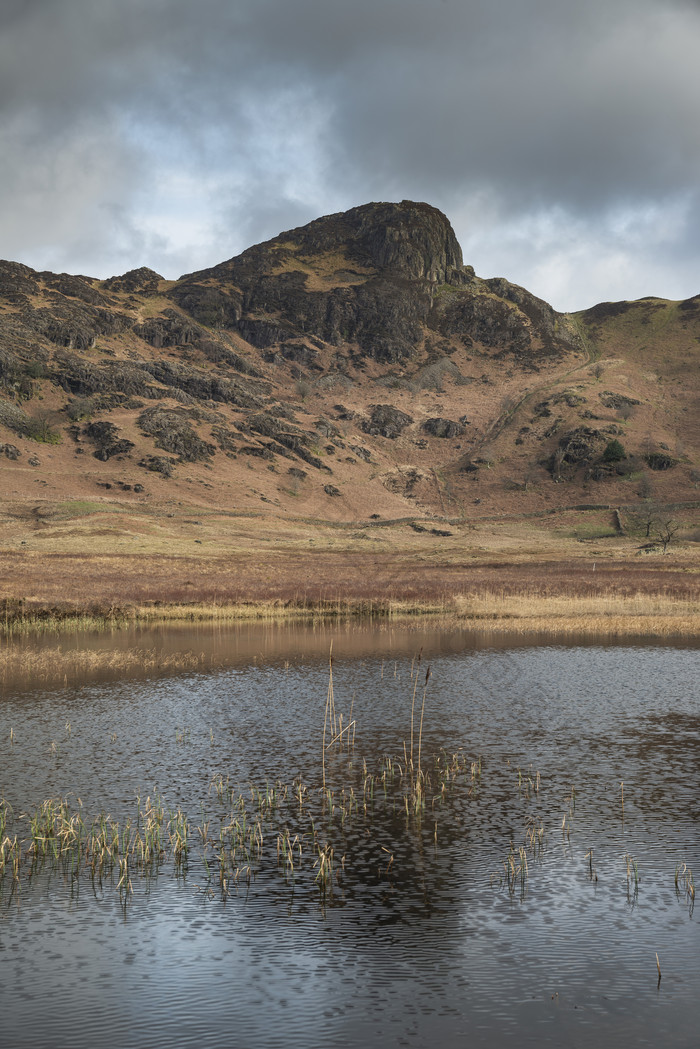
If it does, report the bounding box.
[0,200,698,526]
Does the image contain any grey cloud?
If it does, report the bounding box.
[1,0,699,307]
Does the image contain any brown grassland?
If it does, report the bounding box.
[1,501,698,644]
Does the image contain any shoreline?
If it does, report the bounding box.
[2,530,698,648]
[2,592,698,688]
[2,591,699,638]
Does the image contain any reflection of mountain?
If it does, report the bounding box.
[2,200,698,520]
[616,711,700,822]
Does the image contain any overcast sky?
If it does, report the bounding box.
[1,0,699,310]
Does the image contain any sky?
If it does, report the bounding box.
[1,0,700,311]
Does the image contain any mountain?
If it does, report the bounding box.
[0,200,698,531]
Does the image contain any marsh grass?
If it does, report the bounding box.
[0,660,693,917]
[450,591,700,635]
[2,581,700,644]
[675,863,695,915]
[1,718,485,907]
[0,646,208,687]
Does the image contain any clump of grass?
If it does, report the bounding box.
[0,645,208,687]
[499,842,529,898]
[3,657,694,919]
[675,863,695,914]
[451,591,700,636]
[314,842,334,893]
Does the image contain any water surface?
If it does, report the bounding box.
[0,624,698,1048]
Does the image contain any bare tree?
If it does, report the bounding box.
[630,500,660,539]
[655,518,680,554]
[637,471,654,501]
[550,446,566,482]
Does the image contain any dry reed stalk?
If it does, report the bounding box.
[0,645,205,683]
[450,591,700,635]
[322,644,333,790]
[409,649,423,779]
[417,666,431,780]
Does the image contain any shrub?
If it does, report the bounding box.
[0,400,61,443]
[602,438,626,462]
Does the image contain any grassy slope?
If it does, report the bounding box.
[1,266,699,628]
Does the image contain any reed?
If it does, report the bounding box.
[409,649,422,777]
[314,842,334,893]
[322,646,334,790]
[417,666,431,782]
[0,645,207,686]
[3,584,699,644]
[2,656,694,921]
[450,591,700,633]
[501,842,529,897]
[675,863,695,911]
[625,854,640,889]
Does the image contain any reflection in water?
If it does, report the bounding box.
[0,626,698,1048]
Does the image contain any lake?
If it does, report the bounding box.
[1,622,698,1048]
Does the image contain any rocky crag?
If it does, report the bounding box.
[1,200,698,525]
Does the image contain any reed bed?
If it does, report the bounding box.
[3,582,700,641]
[0,598,448,638]
[0,750,690,913]
[0,745,483,906]
[0,658,495,907]
[2,590,699,689]
[1,659,694,917]
[0,646,208,686]
[450,591,700,636]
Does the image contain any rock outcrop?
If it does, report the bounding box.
[170,200,580,365]
[6,200,691,521]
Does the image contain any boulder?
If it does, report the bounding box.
[422,417,466,438]
[362,404,413,439]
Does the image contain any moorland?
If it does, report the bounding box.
[1,201,698,635]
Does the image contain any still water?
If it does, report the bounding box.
[0,623,698,1048]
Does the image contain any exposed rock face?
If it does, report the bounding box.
[24,303,131,351]
[0,261,41,307]
[104,267,163,294]
[245,411,328,470]
[138,407,215,462]
[646,452,676,471]
[169,200,580,365]
[134,309,200,348]
[599,391,640,409]
[83,420,135,460]
[138,455,175,477]
[422,417,466,438]
[362,404,413,439]
[285,200,464,282]
[382,467,423,497]
[557,427,606,464]
[0,200,606,514]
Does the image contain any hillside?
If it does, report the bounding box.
[0,200,698,606]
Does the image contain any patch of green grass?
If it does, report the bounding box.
[56,500,123,517]
[570,522,618,540]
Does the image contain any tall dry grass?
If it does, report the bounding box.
[2,587,699,642]
[449,591,700,635]
[0,646,207,685]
